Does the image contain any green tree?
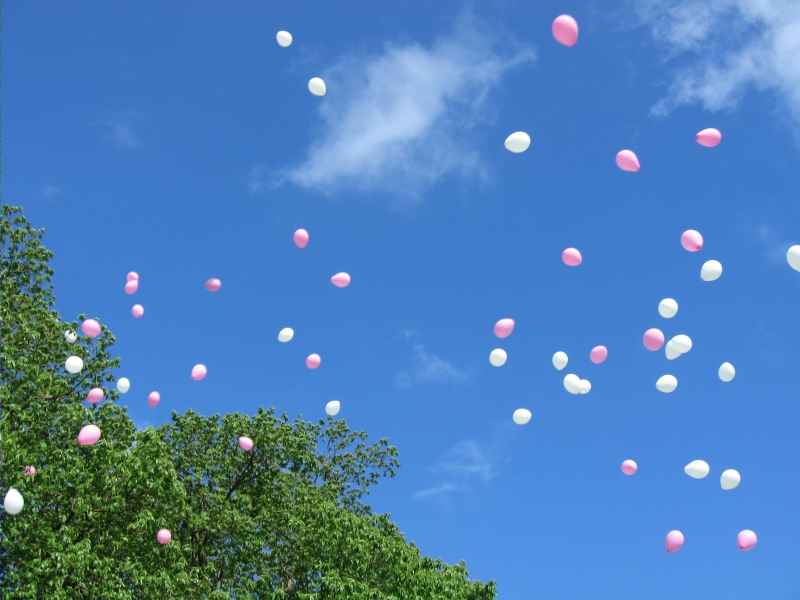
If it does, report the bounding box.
[1,205,496,599]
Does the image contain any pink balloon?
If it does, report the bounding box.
[24,466,36,476]
[148,391,160,408]
[494,319,515,338]
[737,530,757,551]
[643,328,665,351]
[78,424,102,446]
[191,364,207,380]
[331,272,351,288]
[616,150,640,172]
[238,436,254,451]
[681,230,703,252]
[590,346,608,364]
[132,304,144,318]
[86,388,104,404]
[127,272,139,281]
[696,128,722,147]
[205,278,222,292]
[665,530,684,553]
[562,248,582,266]
[81,319,102,338]
[306,354,321,369]
[621,460,637,475]
[125,280,139,294]
[156,529,172,544]
[552,15,578,47]
[294,229,309,248]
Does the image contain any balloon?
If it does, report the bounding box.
[621,460,637,475]
[278,328,294,342]
[65,356,84,374]
[718,362,735,382]
[665,530,684,553]
[643,328,665,351]
[701,260,722,281]
[552,351,568,370]
[578,379,591,394]
[504,132,530,153]
[696,128,722,147]
[658,298,678,318]
[125,280,138,294]
[562,248,582,266]
[720,469,741,490]
[563,374,581,394]
[331,272,351,287]
[787,245,800,272]
[489,349,507,367]
[117,377,130,393]
[127,271,139,281]
[157,529,172,544]
[665,340,681,360]
[552,15,578,46]
[205,278,221,292]
[82,319,101,337]
[293,229,309,248]
[78,424,102,446]
[737,530,757,551]
[276,30,293,47]
[3,488,24,515]
[308,77,326,96]
[684,460,709,479]
[326,400,341,416]
[238,436,254,451]
[671,334,692,354]
[589,346,607,364]
[656,374,677,393]
[24,466,36,476]
[494,318,515,338]
[191,364,207,380]
[65,330,77,344]
[148,391,160,408]
[681,230,703,252]
[132,304,144,318]
[513,408,532,425]
[86,388,104,404]
[616,150,640,172]
[306,354,321,369]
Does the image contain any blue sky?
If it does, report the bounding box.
[6,1,800,597]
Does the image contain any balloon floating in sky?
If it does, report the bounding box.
[148,391,160,408]
[643,328,665,351]
[665,340,681,360]
[65,330,77,344]
[157,529,172,544]
[238,436,254,451]
[563,373,581,394]
[78,425,102,446]
[621,460,637,475]
[578,379,592,394]
[86,388,104,404]
[125,280,138,294]
[786,246,800,272]
[3,488,24,515]
[489,349,507,367]
[720,469,741,490]
[658,298,678,319]
[132,304,144,318]
[504,131,530,153]
[306,354,321,369]
[276,30,292,47]
[82,319,102,337]
[590,346,607,364]
[552,15,578,46]
[65,356,84,374]
[701,260,722,281]
[685,460,710,479]
[696,128,722,147]
[718,362,735,382]
[308,77,326,96]
[331,272,351,288]
[278,328,294,342]
[191,364,207,380]
[552,351,568,370]
[666,530,684,553]
[293,229,309,248]
[616,150,640,172]
[205,278,221,292]
[737,530,757,551]
[326,400,341,416]
[562,248,582,266]
[117,377,130,394]
[656,375,677,393]
[494,319,515,338]
[671,334,692,354]
[681,230,703,252]
[127,272,139,281]
[25,466,36,476]
[513,408,532,425]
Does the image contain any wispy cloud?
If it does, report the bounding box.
[396,343,471,388]
[41,184,61,200]
[94,110,149,148]
[413,482,464,500]
[755,224,794,265]
[434,440,496,482]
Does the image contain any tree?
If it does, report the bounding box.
[1,205,497,599]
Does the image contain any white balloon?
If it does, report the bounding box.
[720,469,741,490]
[671,335,692,354]
[684,460,710,479]
[325,400,340,416]
[658,298,678,318]
[718,362,735,382]
[665,340,681,360]
[3,488,24,515]
[504,132,530,153]
[513,408,532,425]
[278,328,294,343]
[552,351,568,370]
[700,260,723,281]
[656,374,677,393]
[787,245,800,272]
[116,377,130,394]
[308,77,327,96]
[65,331,77,344]
[563,374,581,394]
[578,379,591,394]
[65,356,84,374]
[489,349,507,367]
[276,31,293,47]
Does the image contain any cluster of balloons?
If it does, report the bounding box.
[685,461,741,489]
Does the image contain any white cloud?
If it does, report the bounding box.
[434,440,496,482]
[94,110,148,148]
[413,482,463,500]
[41,184,61,200]
[755,224,794,264]
[396,344,470,387]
